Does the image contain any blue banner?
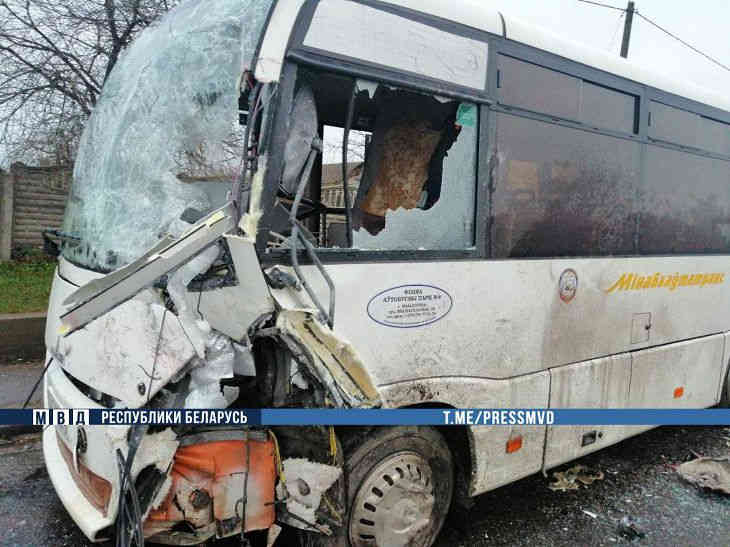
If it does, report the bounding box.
[2,408,729,427]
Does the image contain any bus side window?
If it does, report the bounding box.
[639,145,730,254]
[348,89,477,251]
[278,68,478,252]
[493,113,638,258]
[351,88,458,235]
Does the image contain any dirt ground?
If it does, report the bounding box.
[1,425,728,547]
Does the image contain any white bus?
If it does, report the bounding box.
[42,1,730,546]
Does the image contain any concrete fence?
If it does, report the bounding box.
[0,163,71,261]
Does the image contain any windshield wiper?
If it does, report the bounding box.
[42,229,81,257]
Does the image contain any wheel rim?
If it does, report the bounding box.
[349,451,436,547]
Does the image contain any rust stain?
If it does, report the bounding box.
[145,437,276,537]
[57,434,112,516]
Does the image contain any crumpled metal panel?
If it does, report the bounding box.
[276,310,381,408]
[57,297,195,408]
[198,235,275,342]
[145,435,276,541]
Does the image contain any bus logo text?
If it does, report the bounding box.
[605,272,725,293]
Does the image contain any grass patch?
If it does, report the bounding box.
[0,260,56,313]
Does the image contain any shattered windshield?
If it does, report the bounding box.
[61,0,273,271]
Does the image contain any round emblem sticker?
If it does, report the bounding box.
[559,269,578,303]
[367,284,453,328]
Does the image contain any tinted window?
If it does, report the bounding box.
[492,113,639,258]
[499,55,638,135]
[649,101,698,148]
[639,145,730,254]
[498,55,580,120]
[699,116,730,156]
[581,81,637,134]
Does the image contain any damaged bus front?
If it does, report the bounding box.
[43,0,730,546]
[42,1,387,545]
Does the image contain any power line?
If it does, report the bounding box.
[577,0,626,12]
[634,11,730,73]
[577,0,730,73]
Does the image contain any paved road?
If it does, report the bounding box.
[0,359,44,408]
[1,425,728,547]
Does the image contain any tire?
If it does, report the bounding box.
[344,426,454,547]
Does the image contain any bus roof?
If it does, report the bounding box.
[382,0,730,114]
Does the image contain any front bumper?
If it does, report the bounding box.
[43,425,116,542]
[42,357,122,542]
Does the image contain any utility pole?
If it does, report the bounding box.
[620,1,635,58]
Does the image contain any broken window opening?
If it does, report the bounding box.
[271,67,478,252]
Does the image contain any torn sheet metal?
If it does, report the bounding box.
[167,245,219,357]
[197,235,275,342]
[131,428,180,496]
[184,333,237,409]
[145,431,276,542]
[677,456,730,494]
[276,458,342,533]
[233,342,257,376]
[60,202,237,335]
[239,156,268,239]
[276,310,381,408]
[57,296,195,408]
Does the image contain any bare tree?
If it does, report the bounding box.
[0,0,176,165]
[322,126,368,165]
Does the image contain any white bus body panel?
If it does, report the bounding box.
[281,256,730,383]
[721,333,730,402]
[545,354,632,470]
[274,255,729,494]
[380,373,549,494]
[629,334,725,409]
[254,0,306,83]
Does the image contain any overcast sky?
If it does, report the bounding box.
[490,0,730,93]
[6,1,729,167]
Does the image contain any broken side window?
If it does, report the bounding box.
[276,68,478,251]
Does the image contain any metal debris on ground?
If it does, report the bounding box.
[548,464,605,491]
[676,456,730,495]
[722,428,730,448]
[617,515,645,540]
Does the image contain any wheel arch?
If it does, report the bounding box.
[400,402,476,504]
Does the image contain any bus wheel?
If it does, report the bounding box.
[346,427,453,547]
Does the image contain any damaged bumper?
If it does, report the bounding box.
[44,426,116,542]
[43,357,280,544]
[43,358,118,542]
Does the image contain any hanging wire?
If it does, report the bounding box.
[577,0,626,12]
[146,308,167,404]
[22,356,53,408]
[634,11,730,73]
[577,0,730,73]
